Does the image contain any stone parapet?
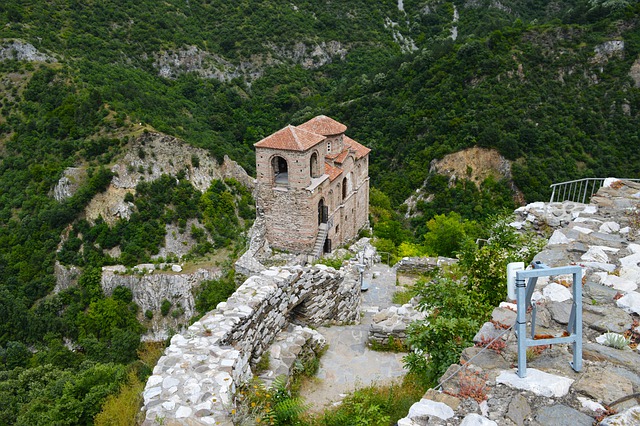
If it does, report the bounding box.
[141,263,361,425]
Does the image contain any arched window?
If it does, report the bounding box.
[310,152,320,178]
[272,156,288,185]
[342,177,348,200]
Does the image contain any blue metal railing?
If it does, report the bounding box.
[549,178,640,204]
[515,262,582,378]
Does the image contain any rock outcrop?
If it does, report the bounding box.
[398,179,640,425]
[0,39,57,62]
[102,264,221,341]
[52,131,253,226]
[405,147,525,218]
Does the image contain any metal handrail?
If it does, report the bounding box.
[515,262,582,378]
[549,178,640,204]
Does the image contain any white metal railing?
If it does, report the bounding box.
[549,178,640,204]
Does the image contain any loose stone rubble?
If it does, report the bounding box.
[368,300,427,346]
[368,256,458,346]
[398,179,640,425]
[141,261,361,425]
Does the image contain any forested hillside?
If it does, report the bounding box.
[1,0,640,423]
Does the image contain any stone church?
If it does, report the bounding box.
[254,115,370,257]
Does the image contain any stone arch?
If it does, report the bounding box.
[310,151,321,178]
[271,155,288,185]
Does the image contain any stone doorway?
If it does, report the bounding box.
[318,198,328,225]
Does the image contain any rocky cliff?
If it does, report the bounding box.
[102,264,221,341]
[52,131,253,225]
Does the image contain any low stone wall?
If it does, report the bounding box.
[395,256,457,276]
[368,300,426,347]
[142,263,360,425]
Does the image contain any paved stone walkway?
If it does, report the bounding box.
[300,262,408,412]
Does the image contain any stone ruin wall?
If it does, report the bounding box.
[141,263,361,425]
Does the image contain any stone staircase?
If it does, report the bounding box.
[311,223,328,259]
[398,179,640,426]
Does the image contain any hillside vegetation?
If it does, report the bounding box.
[0,0,639,423]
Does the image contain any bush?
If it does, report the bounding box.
[160,299,171,316]
[195,271,236,315]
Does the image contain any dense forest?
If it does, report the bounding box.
[1,0,640,423]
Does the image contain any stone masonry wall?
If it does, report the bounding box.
[142,263,361,425]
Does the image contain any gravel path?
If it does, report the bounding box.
[299,263,408,413]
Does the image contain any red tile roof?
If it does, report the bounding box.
[254,125,325,151]
[325,162,343,181]
[345,136,371,159]
[297,115,347,136]
[333,149,349,164]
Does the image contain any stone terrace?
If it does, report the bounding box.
[398,180,640,426]
[141,263,361,425]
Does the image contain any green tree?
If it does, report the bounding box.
[422,212,482,257]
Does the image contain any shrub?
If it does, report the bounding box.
[160,299,171,316]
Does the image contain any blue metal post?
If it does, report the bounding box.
[515,273,528,377]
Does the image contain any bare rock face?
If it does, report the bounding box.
[404,147,524,218]
[83,132,252,225]
[52,167,86,202]
[0,39,56,62]
[152,42,348,81]
[53,261,81,293]
[101,264,221,341]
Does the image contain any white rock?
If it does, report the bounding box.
[163,376,180,389]
[496,368,574,398]
[581,246,609,263]
[583,205,597,214]
[176,406,192,418]
[397,419,419,426]
[460,413,498,426]
[161,401,176,410]
[619,252,640,271]
[577,396,605,412]
[479,400,489,417]
[573,226,593,234]
[548,230,571,245]
[602,178,620,188]
[542,283,572,302]
[407,399,454,420]
[602,274,637,292]
[146,375,163,388]
[499,302,518,311]
[600,406,640,426]
[143,386,162,403]
[628,243,640,254]
[616,291,640,315]
[581,262,616,272]
[599,222,621,233]
[171,264,182,272]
